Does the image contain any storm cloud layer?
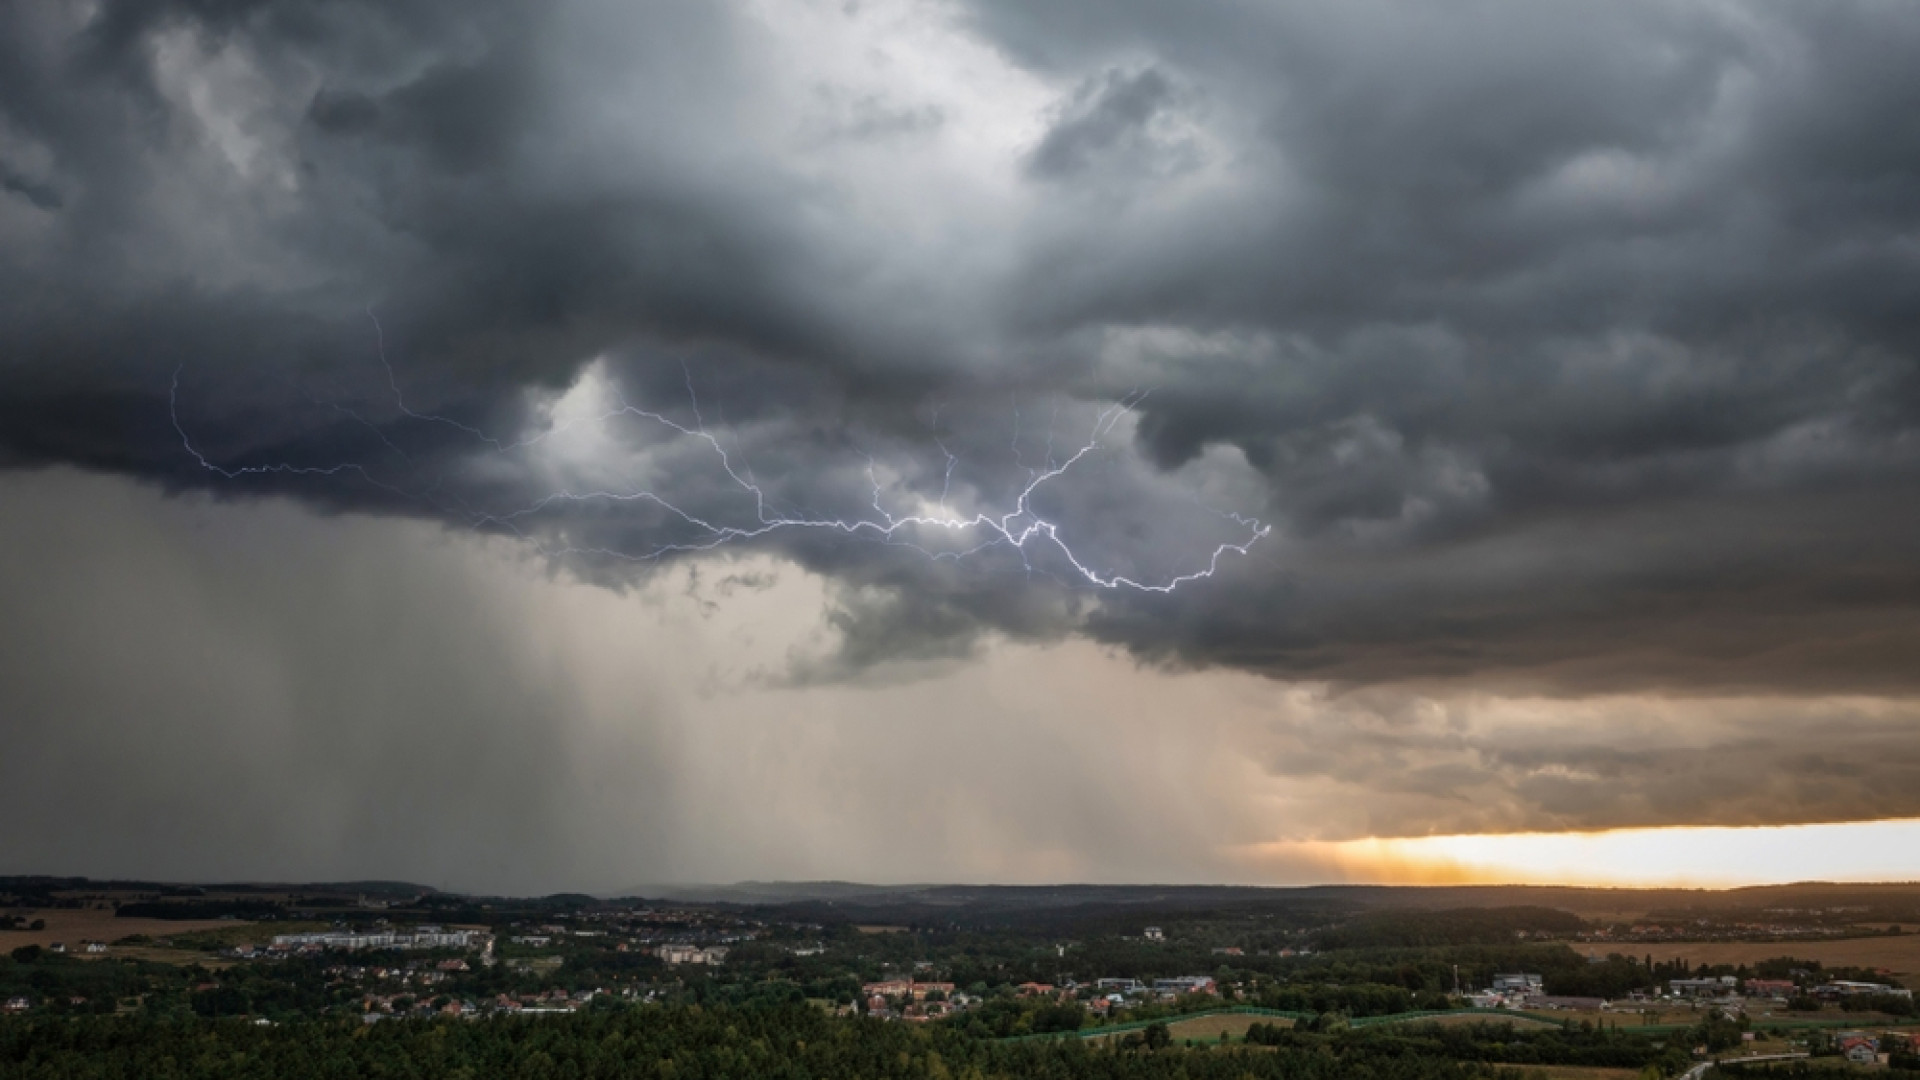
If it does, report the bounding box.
[10,469,1920,892]
[4,0,1920,695]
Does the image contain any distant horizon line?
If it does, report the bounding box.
[8,872,1920,901]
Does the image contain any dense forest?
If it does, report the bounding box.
[1720,1061,1920,1080]
[0,1003,1656,1080]
[1315,908,1590,950]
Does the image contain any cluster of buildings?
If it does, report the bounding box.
[325,961,466,989]
[653,943,728,965]
[5,993,98,1014]
[1669,976,1741,998]
[1056,974,1222,1017]
[862,979,963,1020]
[360,984,725,1024]
[358,987,604,1022]
[1816,979,1913,1000]
[1138,925,1307,958]
[1465,969,1914,1016]
[1669,974,1912,1003]
[1468,973,1612,1012]
[496,908,759,959]
[270,926,482,952]
[22,940,111,956]
[1467,973,1559,1010]
[1580,923,1857,945]
[1825,1030,1920,1065]
[485,988,600,1015]
[855,971,1223,1023]
[1837,1033,1883,1065]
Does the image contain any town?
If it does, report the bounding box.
[6,877,1920,1076]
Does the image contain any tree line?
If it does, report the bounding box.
[1,1002,1628,1080]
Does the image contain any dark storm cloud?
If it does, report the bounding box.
[0,161,62,210]
[3,0,1920,698]
[1025,67,1186,181]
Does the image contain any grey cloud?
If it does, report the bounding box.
[0,162,61,210]
[1026,67,1188,180]
[1,0,1918,700]
[807,89,945,144]
[306,88,380,135]
[1243,688,1920,838]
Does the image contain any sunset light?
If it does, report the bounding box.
[1268,819,1920,888]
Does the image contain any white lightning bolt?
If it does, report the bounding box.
[171,322,1269,593]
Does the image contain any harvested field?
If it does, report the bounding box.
[1744,1010,1910,1026]
[1542,1006,1709,1028]
[1717,1059,1862,1076]
[1630,938,1920,987]
[1389,1012,1566,1030]
[1165,1013,1275,1042]
[1529,1067,1641,1080]
[1081,1013,1294,1043]
[108,947,238,969]
[1,908,252,952]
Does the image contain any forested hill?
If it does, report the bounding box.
[660,882,1920,929]
[1316,907,1590,949]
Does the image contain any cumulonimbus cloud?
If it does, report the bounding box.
[2,0,1918,693]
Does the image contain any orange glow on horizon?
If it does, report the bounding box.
[1244,818,1920,888]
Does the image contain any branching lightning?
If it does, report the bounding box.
[170,322,1269,593]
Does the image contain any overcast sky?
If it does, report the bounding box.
[3,0,1919,893]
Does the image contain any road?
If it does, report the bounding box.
[1693,1050,1811,1078]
